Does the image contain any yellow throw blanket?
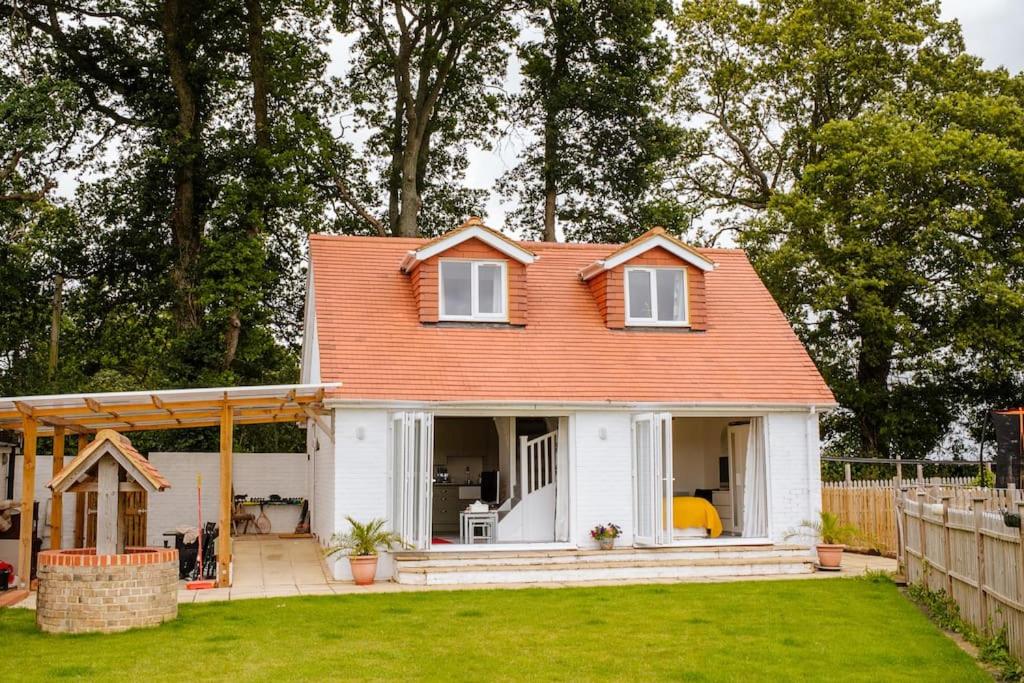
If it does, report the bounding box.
[672,496,723,538]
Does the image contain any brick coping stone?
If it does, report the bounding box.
[36,547,179,634]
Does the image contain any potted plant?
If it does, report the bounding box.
[787,511,861,569]
[590,523,622,550]
[325,516,403,585]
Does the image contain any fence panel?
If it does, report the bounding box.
[897,489,1024,661]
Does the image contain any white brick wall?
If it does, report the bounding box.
[329,409,391,580]
[147,452,307,547]
[573,412,635,548]
[765,412,821,542]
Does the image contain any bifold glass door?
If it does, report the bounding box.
[390,412,433,550]
[632,413,673,546]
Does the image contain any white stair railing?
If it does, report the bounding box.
[520,431,556,495]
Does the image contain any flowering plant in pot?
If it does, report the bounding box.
[325,516,403,585]
[787,511,861,569]
[590,523,622,550]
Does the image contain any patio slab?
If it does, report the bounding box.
[5,547,897,607]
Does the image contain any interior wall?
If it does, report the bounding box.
[434,417,499,484]
[671,417,732,495]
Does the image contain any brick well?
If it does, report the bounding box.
[35,547,178,634]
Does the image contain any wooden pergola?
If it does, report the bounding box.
[0,383,338,589]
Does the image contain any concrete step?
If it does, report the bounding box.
[393,553,814,586]
[394,545,811,569]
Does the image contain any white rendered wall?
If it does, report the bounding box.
[146,452,307,547]
[764,411,821,543]
[328,408,392,581]
[572,412,635,548]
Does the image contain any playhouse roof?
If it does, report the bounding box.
[48,429,171,493]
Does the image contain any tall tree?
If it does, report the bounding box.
[743,77,1024,458]
[503,0,681,243]
[334,0,514,237]
[0,0,337,438]
[670,0,963,240]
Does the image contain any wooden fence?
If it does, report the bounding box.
[899,488,1024,661]
[823,477,980,557]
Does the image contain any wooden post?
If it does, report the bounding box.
[844,463,852,484]
[17,416,38,588]
[73,434,88,547]
[1017,501,1024,617]
[217,403,233,587]
[917,491,928,584]
[941,495,953,596]
[50,426,65,549]
[895,455,902,487]
[95,456,119,555]
[972,495,989,636]
[916,463,924,484]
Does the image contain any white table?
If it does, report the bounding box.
[459,510,498,544]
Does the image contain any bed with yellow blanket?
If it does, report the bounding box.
[672,496,723,538]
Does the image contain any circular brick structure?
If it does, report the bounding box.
[35,547,178,634]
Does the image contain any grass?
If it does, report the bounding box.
[0,579,986,682]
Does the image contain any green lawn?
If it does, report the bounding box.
[0,579,983,681]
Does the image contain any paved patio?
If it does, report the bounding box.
[7,541,898,607]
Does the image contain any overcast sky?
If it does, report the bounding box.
[459,0,1024,230]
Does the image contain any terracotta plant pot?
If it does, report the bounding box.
[816,543,845,568]
[598,538,615,550]
[349,555,379,585]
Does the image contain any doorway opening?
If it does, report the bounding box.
[633,414,768,546]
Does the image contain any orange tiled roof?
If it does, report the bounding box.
[308,234,836,406]
[48,429,171,492]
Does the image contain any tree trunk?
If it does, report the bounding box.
[854,325,896,459]
[161,0,204,332]
[541,8,569,243]
[396,129,423,237]
[48,274,63,379]
[222,0,270,370]
[388,99,404,234]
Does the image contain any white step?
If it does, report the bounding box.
[394,544,809,568]
[393,547,814,586]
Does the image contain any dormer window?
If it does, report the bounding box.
[625,267,688,326]
[440,260,507,321]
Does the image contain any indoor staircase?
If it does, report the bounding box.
[392,545,814,586]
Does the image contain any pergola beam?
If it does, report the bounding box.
[0,394,325,422]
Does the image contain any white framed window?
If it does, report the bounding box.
[624,267,688,326]
[439,259,508,321]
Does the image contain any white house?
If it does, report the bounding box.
[301,219,837,585]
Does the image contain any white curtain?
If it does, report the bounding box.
[742,418,769,538]
[554,417,570,542]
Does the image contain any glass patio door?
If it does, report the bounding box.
[632,413,673,546]
[390,412,433,550]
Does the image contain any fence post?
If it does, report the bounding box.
[941,495,953,596]
[917,463,924,484]
[896,486,908,575]
[844,463,852,484]
[1018,501,1024,611]
[917,491,928,584]
[972,495,989,636]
